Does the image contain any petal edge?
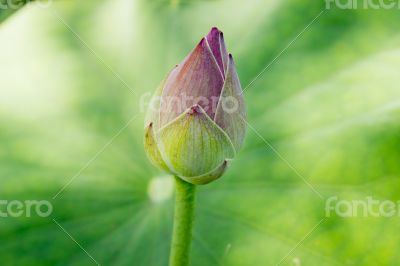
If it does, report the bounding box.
[144,123,170,172]
[214,54,247,151]
[179,160,229,185]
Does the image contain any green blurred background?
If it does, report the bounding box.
[1,0,400,265]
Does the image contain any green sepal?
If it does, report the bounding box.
[157,105,235,178]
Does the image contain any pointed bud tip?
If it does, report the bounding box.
[145,122,153,137]
[188,105,201,115]
[197,37,207,49]
[207,27,222,39]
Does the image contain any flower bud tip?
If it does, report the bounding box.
[199,38,206,45]
[188,105,201,115]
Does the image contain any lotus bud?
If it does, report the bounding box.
[144,27,246,185]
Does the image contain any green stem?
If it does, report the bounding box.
[169,176,196,266]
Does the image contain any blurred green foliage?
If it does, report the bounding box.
[0,0,400,265]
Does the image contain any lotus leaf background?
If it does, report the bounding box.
[1,0,400,265]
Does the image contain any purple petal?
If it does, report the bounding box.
[160,38,224,127]
[206,27,224,76]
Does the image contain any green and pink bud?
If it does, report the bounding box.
[144,27,246,185]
